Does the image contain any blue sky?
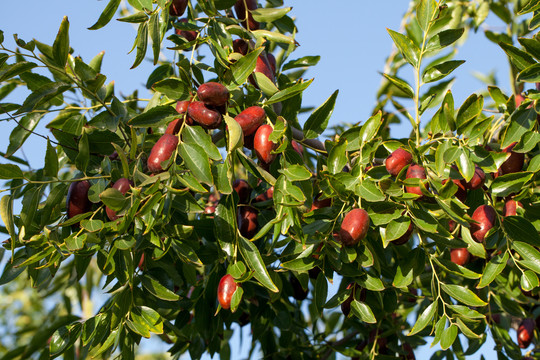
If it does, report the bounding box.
[0,1,523,359]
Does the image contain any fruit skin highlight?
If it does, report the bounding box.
[470,205,496,243]
[517,318,535,348]
[450,248,470,266]
[147,134,179,173]
[234,106,266,136]
[254,124,276,165]
[169,0,188,17]
[385,148,412,176]
[217,274,238,310]
[500,142,524,175]
[339,209,370,246]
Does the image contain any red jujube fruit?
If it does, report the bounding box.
[235,106,266,136]
[385,148,412,176]
[233,179,251,204]
[339,209,370,246]
[470,205,496,242]
[517,318,535,348]
[66,180,91,219]
[405,164,427,196]
[450,248,470,266]
[500,142,524,175]
[254,124,277,164]
[197,82,229,107]
[187,101,222,129]
[234,0,259,30]
[106,178,134,221]
[238,206,258,238]
[147,134,179,173]
[218,274,238,310]
[169,0,188,17]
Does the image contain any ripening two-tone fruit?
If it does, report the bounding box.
[234,0,259,30]
[254,124,277,165]
[218,274,238,310]
[106,178,134,221]
[385,148,412,176]
[339,209,370,246]
[169,0,188,17]
[405,164,427,197]
[470,205,496,242]
[147,134,179,173]
[66,180,91,219]
[517,318,535,348]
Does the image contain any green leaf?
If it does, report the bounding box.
[0,164,23,179]
[416,0,437,31]
[282,56,320,70]
[490,172,533,197]
[512,241,540,274]
[223,115,243,152]
[350,300,377,323]
[53,16,70,67]
[75,132,89,172]
[477,251,509,288]
[65,234,85,251]
[303,89,338,139]
[409,301,437,335]
[0,195,16,247]
[225,47,264,87]
[440,324,458,350]
[214,194,236,257]
[503,216,540,248]
[44,139,59,177]
[517,63,540,82]
[152,78,188,99]
[179,142,213,186]
[266,78,313,105]
[422,60,465,83]
[117,12,149,23]
[130,306,163,337]
[359,111,382,144]
[456,94,483,132]
[128,105,178,127]
[327,139,347,174]
[141,275,180,301]
[251,7,292,22]
[80,219,104,233]
[387,29,420,67]
[382,73,414,98]
[238,235,278,293]
[0,61,37,82]
[425,28,465,53]
[183,126,222,161]
[88,0,121,30]
[499,42,536,71]
[100,188,127,211]
[521,270,539,291]
[0,253,26,285]
[15,82,71,115]
[252,72,279,96]
[279,164,312,181]
[357,180,385,202]
[230,286,243,313]
[252,29,297,45]
[441,283,487,306]
[131,22,148,69]
[314,272,328,313]
[501,106,537,148]
[386,217,411,242]
[148,12,160,65]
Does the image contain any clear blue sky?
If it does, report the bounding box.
[0,1,522,359]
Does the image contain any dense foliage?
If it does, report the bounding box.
[1,0,540,359]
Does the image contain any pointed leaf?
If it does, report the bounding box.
[441,283,487,306]
[238,235,278,292]
[303,89,338,139]
[387,29,420,67]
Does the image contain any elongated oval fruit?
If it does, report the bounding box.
[169,0,188,17]
[197,82,229,107]
[234,0,259,30]
[517,318,535,348]
[232,38,249,55]
[470,205,496,242]
[500,142,524,175]
[503,199,522,217]
[147,134,179,173]
[450,248,470,266]
[339,208,370,246]
[233,179,251,204]
[235,106,266,136]
[187,101,222,129]
[254,124,276,164]
[106,178,134,221]
[238,206,258,238]
[166,100,191,135]
[462,165,485,190]
[218,274,238,310]
[175,18,197,42]
[253,54,275,83]
[405,164,426,196]
[385,148,412,176]
[66,180,91,219]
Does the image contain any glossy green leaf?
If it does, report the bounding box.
[100,188,127,211]
[75,132,89,171]
[279,164,311,181]
[425,28,464,53]
[130,22,148,69]
[88,0,121,30]
[517,63,540,82]
[477,251,508,288]
[53,16,70,67]
[238,235,278,293]
[81,219,104,233]
[183,125,222,161]
[214,194,236,257]
[151,78,188,99]
[314,272,328,313]
[501,106,537,148]
[503,216,540,248]
[441,283,487,306]
[382,73,414,98]
[65,234,85,251]
[359,111,382,144]
[0,195,16,250]
[130,306,163,336]
[141,275,180,301]
[422,60,465,83]
[303,89,338,139]
[225,47,264,87]
[521,270,539,291]
[252,29,296,45]
[387,29,420,67]
[456,94,483,132]
[351,300,376,323]
[251,7,292,22]
[327,139,347,174]
[409,301,437,335]
[513,241,540,274]
[386,217,411,242]
[0,61,37,82]
[0,164,23,179]
[416,0,437,31]
[266,78,313,105]
[179,142,213,185]
[282,55,320,70]
[499,42,536,71]
[44,139,59,177]
[223,115,243,152]
[15,82,70,115]
[490,172,533,197]
[440,324,458,350]
[128,105,178,127]
[357,180,385,202]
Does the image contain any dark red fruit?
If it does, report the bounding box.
[463,165,485,190]
[233,179,251,204]
[253,54,275,83]
[402,343,415,360]
[254,124,277,164]
[405,164,426,196]
[187,101,222,129]
[391,223,414,245]
[197,82,229,107]
[470,205,496,243]
[289,275,308,301]
[443,178,467,202]
[500,142,524,175]
[234,0,259,30]
[448,219,457,232]
[503,199,522,217]
[450,248,470,266]
[106,178,134,221]
[175,18,197,42]
[517,318,535,348]
[66,180,91,219]
[169,0,188,17]
[218,274,238,310]
[266,53,277,74]
[339,209,370,246]
[253,186,273,203]
[235,106,266,136]
[165,100,192,135]
[238,206,258,238]
[291,141,303,155]
[232,39,249,55]
[385,148,412,176]
[147,134,179,173]
[310,193,332,211]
